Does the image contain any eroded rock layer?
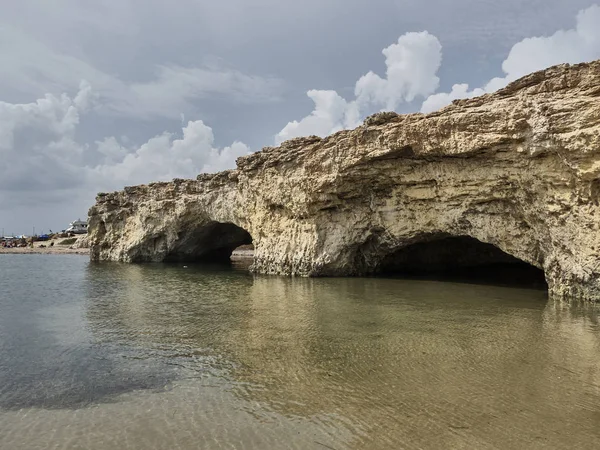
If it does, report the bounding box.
[89,61,600,302]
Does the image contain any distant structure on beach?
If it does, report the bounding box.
[66,219,88,234]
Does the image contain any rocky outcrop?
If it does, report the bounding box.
[74,235,90,249]
[88,60,600,302]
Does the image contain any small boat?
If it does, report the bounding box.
[66,219,88,234]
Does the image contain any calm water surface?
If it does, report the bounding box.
[1,254,600,449]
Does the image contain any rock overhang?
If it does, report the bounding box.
[88,60,600,302]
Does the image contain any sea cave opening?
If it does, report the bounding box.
[164,221,253,265]
[377,236,547,289]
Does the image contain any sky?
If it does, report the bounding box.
[1,0,599,235]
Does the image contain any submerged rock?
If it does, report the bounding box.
[88,60,600,302]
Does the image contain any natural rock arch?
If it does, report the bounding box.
[163,221,252,263]
[372,235,546,287]
[100,216,253,264]
[88,61,600,302]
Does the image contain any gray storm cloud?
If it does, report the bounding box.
[0,1,598,233]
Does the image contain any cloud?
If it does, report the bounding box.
[133,65,284,103]
[0,80,94,195]
[0,83,250,211]
[421,4,600,113]
[0,86,82,150]
[3,1,600,234]
[420,84,486,115]
[90,120,250,189]
[276,90,361,144]
[355,31,442,109]
[275,31,441,144]
[0,25,285,121]
[105,64,285,119]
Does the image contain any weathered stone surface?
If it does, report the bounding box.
[74,235,90,249]
[88,61,600,302]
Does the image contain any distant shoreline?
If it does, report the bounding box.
[230,248,254,260]
[0,236,89,256]
[0,247,89,255]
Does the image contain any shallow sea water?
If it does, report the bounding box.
[1,254,600,449]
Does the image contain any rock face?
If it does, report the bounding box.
[74,235,90,249]
[89,61,600,302]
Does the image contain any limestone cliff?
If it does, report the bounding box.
[88,60,600,302]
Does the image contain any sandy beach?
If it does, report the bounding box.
[0,237,89,255]
[0,247,89,255]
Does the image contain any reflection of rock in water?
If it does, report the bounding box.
[231,245,254,271]
[84,263,252,351]
[219,277,600,448]
[81,263,600,448]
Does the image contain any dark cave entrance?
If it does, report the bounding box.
[165,221,252,264]
[377,236,547,289]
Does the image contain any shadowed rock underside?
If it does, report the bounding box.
[88,60,600,302]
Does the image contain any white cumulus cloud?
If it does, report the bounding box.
[0,83,251,215]
[420,84,486,115]
[355,31,442,109]
[276,31,442,144]
[421,4,600,113]
[90,120,250,189]
[275,90,361,144]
